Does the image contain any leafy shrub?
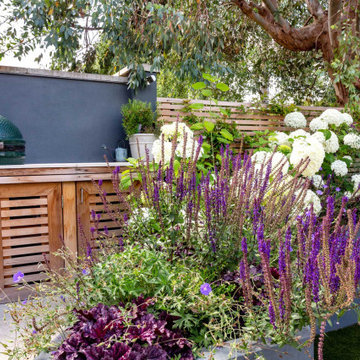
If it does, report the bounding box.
[52,297,194,360]
[121,99,156,137]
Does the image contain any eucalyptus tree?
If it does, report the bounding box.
[0,0,358,106]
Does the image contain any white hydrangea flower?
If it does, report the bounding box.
[351,174,360,192]
[310,174,324,188]
[343,155,352,162]
[304,190,322,215]
[344,133,360,149]
[160,122,193,141]
[289,129,310,140]
[344,191,353,199]
[311,131,339,153]
[309,117,329,132]
[152,139,173,163]
[331,160,348,177]
[269,131,290,149]
[175,137,203,159]
[295,189,322,215]
[310,132,325,145]
[284,112,307,128]
[324,131,339,153]
[289,137,325,177]
[251,151,289,175]
[341,113,353,126]
[319,109,344,127]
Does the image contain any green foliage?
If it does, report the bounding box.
[332,30,360,120]
[0,0,341,105]
[243,130,272,151]
[121,99,156,137]
[183,74,240,170]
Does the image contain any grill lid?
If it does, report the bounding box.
[0,115,25,143]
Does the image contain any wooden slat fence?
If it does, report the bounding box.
[157,97,344,135]
[157,97,359,173]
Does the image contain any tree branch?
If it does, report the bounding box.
[305,0,324,19]
[262,0,290,31]
[328,0,343,47]
[232,0,326,52]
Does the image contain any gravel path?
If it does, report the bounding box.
[0,304,16,359]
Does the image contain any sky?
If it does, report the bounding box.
[0,49,51,69]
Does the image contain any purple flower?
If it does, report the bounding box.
[200,283,212,296]
[103,226,109,235]
[316,190,323,195]
[335,187,341,192]
[60,295,66,302]
[90,227,96,234]
[21,299,27,305]
[268,301,276,329]
[82,268,90,275]
[98,179,103,187]
[32,330,37,334]
[13,271,24,283]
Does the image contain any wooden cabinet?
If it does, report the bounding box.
[0,183,63,300]
[0,163,128,302]
[76,181,124,255]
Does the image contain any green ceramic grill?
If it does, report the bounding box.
[0,115,25,165]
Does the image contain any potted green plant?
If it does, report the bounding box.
[121,99,157,160]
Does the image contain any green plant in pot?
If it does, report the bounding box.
[121,99,157,160]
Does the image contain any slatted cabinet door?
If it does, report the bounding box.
[76,181,126,255]
[0,183,63,301]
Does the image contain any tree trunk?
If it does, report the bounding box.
[233,0,355,106]
[319,32,349,105]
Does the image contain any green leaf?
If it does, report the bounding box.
[202,73,217,83]
[201,89,212,97]
[127,157,138,166]
[219,108,229,117]
[203,120,215,132]
[173,159,181,172]
[217,137,230,144]
[216,82,229,92]
[202,142,211,151]
[322,129,332,140]
[220,129,234,141]
[189,103,204,110]
[190,123,204,130]
[191,82,206,90]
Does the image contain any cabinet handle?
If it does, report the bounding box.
[80,188,84,203]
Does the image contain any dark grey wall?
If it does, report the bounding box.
[0,71,156,163]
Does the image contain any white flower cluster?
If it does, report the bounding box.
[331,160,348,177]
[310,174,324,189]
[152,122,201,163]
[319,109,344,127]
[289,129,310,140]
[289,137,325,177]
[344,133,360,149]
[351,174,360,192]
[295,189,322,215]
[152,140,173,163]
[269,131,290,149]
[160,122,193,141]
[284,112,307,128]
[309,117,328,132]
[303,190,322,215]
[325,131,339,154]
[311,131,339,153]
[251,151,290,175]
